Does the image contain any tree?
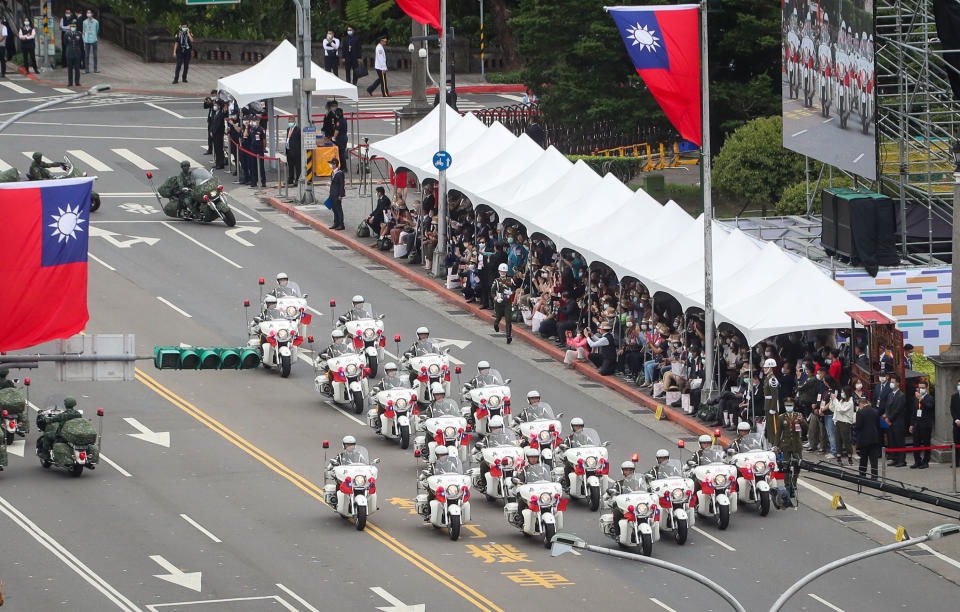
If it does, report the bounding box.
[713,116,804,215]
[487,0,520,70]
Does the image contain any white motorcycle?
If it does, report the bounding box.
[415,454,472,541]
[515,402,562,468]
[339,304,386,377]
[271,281,312,338]
[323,444,380,531]
[414,398,470,463]
[599,476,660,555]
[688,446,738,530]
[469,429,523,503]
[462,369,512,436]
[555,427,610,511]
[315,344,370,414]
[647,459,696,545]
[367,376,417,449]
[504,464,566,548]
[402,339,452,406]
[727,433,779,517]
[251,316,302,378]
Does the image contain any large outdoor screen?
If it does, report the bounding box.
[782,0,876,180]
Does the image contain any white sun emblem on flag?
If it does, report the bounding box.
[628,23,661,52]
[48,203,86,243]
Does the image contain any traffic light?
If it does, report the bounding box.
[154,346,261,370]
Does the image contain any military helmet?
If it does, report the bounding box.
[621,460,636,472]
[655,448,670,459]
[384,361,397,372]
[737,421,751,432]
[64,397,78,408]
[180,160,191,169]
[32,152,43,161]
[498,263,508,273]
[416,326,429,336]
[264,295,278,305]
[430,382,445,395]
[435,445,450,458]
[763,358,777,368]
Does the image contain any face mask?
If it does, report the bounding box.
[743,377,749,383]
[182,26,188,32]
[919,388,926,396]
[816,373,823,380]
[641,326,647,331]
[348,30,354,35]
[327,34,333,39]
[626,322,634,328]
[87,13,92,18]
[70,27,76,31]
[782,368,789,375]
[785,405,795,413]
[890,383,898,390]
[24,21,30,26]
[288,122,295,128]
[855,383,862,390]
[764,351,772,357]
[957,385,960,394]
[840,392,846,399]
[507,237,514,244]
[468,264,476,271]
[825,358,832,364]
[65,13,71,18]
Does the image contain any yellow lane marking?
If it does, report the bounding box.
[134,368,503,612]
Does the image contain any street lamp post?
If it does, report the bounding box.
[0,84,111,134]
[434,0,449,280]
[292,0,315,204]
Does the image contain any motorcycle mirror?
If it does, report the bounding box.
[243,299,250,307]
[97,408,104,417]
[404,352,412,359]
[320,353,329,360]
[338,316,346,323]
[511,477,521,485]
[378,314,385,320]
[687,460,697,468]
[504,378,512,385]
[322,440,330,449]
[258,277,265,285]
[726,448,736,456]
[556,412,564,419]
[303,293,309,299]
[373,458,381,464]
[372,387,380,394]
[474,442,483,450]
[607,487,617,496]
[644,473,654,481]
[145,171,153,179]
[603,441,611,447]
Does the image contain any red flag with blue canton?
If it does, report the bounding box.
[607,4,701,146]
[0,178,93,351]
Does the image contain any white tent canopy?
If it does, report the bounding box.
[217,40,358,108]
[369,105,890,346]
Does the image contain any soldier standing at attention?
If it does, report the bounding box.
[491,263,518,344]
[775,398,806,498]
[762,358,781,446]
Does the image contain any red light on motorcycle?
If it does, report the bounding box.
[436,429,443,436]
[677,439,685,448]
[465,424,472,431]
[769,461,776,468]
[244,299,250,307]
[387,400,393,406]
[631,453,639,462]
[345,477,352,483]
[97,409,104,417]
[501,458,510,465]
[548,424,555,431]
[530,496,537,503]
[714,428,721,437]
[411,394,417,402]
[6,421,13,430]
[146,172,153,179]
[457,428,464,434]
[79,452,86,461]
[24,378,30,385]
[368,477,375,485]
[414,449,421,457]
[217,185,224,191]
[1,410,7,417]
[322,440,329,448]
[393,334,401,342]
[455,366,461,374]
[203,195,210,201]
[627,505,635,512]
[308,336,315,342]
[364,367,371,375]
[577,458,584,464]
[258,277,265,285]
[480,399,486,404]
[338,367,344,373]
[329,300,336,307]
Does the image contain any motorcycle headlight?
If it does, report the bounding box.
[353,475,367,488]
[538,492,553,506]
[284,305,299,318]
[671,487,684,500]
[538,430,552,443]
[395,398,408,411]
[444,426,457,438]
[635,503,650,515]
[753,461,768,475]
[713,474,728,487]
[585,456,598,468]
[487,395,501,407]
[428,364,440,376]
[363,328,376,340]
[346,363,359,376]
[276,329,291,341]
[209,190,217,197]
[446,484,461,499]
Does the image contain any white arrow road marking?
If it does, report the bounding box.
[6,438,25,457]
[690,526,735,551]
[370,587,425,612]
[433,338,471,350]
[179,514,221,543]
[276,584,320,612]
[67,149,112,171]
[53,87,76,94]
[225,225,262,246]
[90,226,161,248]
[0,495,143,611]
[124,417,171,447]
[150,555,202,592]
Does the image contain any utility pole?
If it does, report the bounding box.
[293,0,316,204]
[434,0,449,279]
[397,20,431,132]
[700,1,715,398]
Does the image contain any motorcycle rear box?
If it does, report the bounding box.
[0,388,26,415]
[59,418,98,445]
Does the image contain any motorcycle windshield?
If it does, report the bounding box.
[348,304,374,319]
[524,402,555,420]
[412,339,442,356]
[274,283,302,298]
[435,456,465,475]
[620,476,647,493]
[474,370,505,387]
[430,398,461,418]
[190,167,214,185]
[570,428,601,448]
[701,447,725,464]
[655,460,685,478]
[42,394,68,412]
[340,446,371,465]
[486,430,519,447]
[524,463,553,483]
[328,343,355,357]
[741,433,769,452]
[381,375,412,390]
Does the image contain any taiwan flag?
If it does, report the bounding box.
[0,178,94,351]
[607,5,701,146]
[397,0,442,34]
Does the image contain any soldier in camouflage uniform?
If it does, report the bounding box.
[762,358,781,447]
[490,263,518,344]
[0,368,14,389]
[27,152,66,180]
[774,398,806,497]
[37,397,82,456]
[158,161,199,217]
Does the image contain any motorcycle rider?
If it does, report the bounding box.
[270,272,299,297]
[725,421,753,453]
[317,329,351,395]
[373,361,407,433]
[518,390,542,421]
[605,460,644,538]
[691,434,716,465]
[474,414,508,485]
[645,449,672,479]
[160,160,199,217]
[418,445,456,517]
[344,295,370,321]
[560,417,586,486]
[469,361,495,387]
[426,381,448,416]
[511,446,544,520]
[27,152,66,181]
[326,435,359,475]
[37,397,82,456]
[260,295,283,320]
[409,326,432,353]
[0,369,15,389]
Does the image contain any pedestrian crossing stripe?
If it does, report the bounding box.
[155,146,202,169]
[53,87,75,94]
[67,149,112,172]
[21,152,55,164]
[0,158,12,172]
[113,148,158,170]
[0,80,33,95]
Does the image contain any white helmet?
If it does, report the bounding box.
[276,272,288,281]
[698,434,712,445]
[620,460,636,473]
[384,362,397,372]
[655,449,670,459]
[477,360,490,370]
[342,435,357,447]
[498,263,508,273]
[352,295,364,304]
[331,329,345,339]
[526,390,541,401]
[430,382,445,395]
[416,326,429,336]
[264,295,278,305]
[524,447,540,459]
[738,422,751,432]
[570,417,584,428]
[435,445,450,457]
[763,358,777,368]
[489,415,505,429]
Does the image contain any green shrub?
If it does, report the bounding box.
[484,71,523,85]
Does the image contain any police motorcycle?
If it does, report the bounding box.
[35,395,102,477]
[4,154,103,211]
[555,426,610,511]
[0,384,29,445]
[415,446,472,541]
[504,453,566,548]
[514,398,562,468]
[599,464,660,555]
[816,25,833,117]
[687,441,738,530]
[314,330,370,414]
[368,363,418,449]
[336,296,386,378]
[401,329,452,407]
[322,437,380,531]
[646,451,696,545]
[248,295,301,378]
[461,363,512,436]
[469,418,524,502]
[414,391,470,463]
[800,24,817,108]
[147,165,237,227]
[727,432,779,517]
[261,274,311,338]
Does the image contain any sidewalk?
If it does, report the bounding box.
[8,39,523,98]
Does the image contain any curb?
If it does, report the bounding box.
[261,193,721,443]
[15,65,209,96]
[394,84,527,96]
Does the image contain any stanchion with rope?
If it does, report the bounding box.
[879,443,960,493]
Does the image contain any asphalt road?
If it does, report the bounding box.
[1,77,958,612]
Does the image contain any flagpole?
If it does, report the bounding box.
[700,1,715,398]
[434,0,448,279]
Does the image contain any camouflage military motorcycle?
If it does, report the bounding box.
[147,166,237,227]
[0,155,101,212]
[35,395,102,477]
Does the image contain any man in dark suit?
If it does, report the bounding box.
[285,120,301,186]
[854,398,881,479]
[950,377,960,467]
[211,101,226,169]
[884,374,907,467]
[328,158,345,230]
[365,186,390,237]
[910,380,935,468]
[341,26,362,85]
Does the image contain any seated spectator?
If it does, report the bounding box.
[563,329,589,368]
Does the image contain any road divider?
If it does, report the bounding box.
[275,584,320,612]
[179,513,222,543]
